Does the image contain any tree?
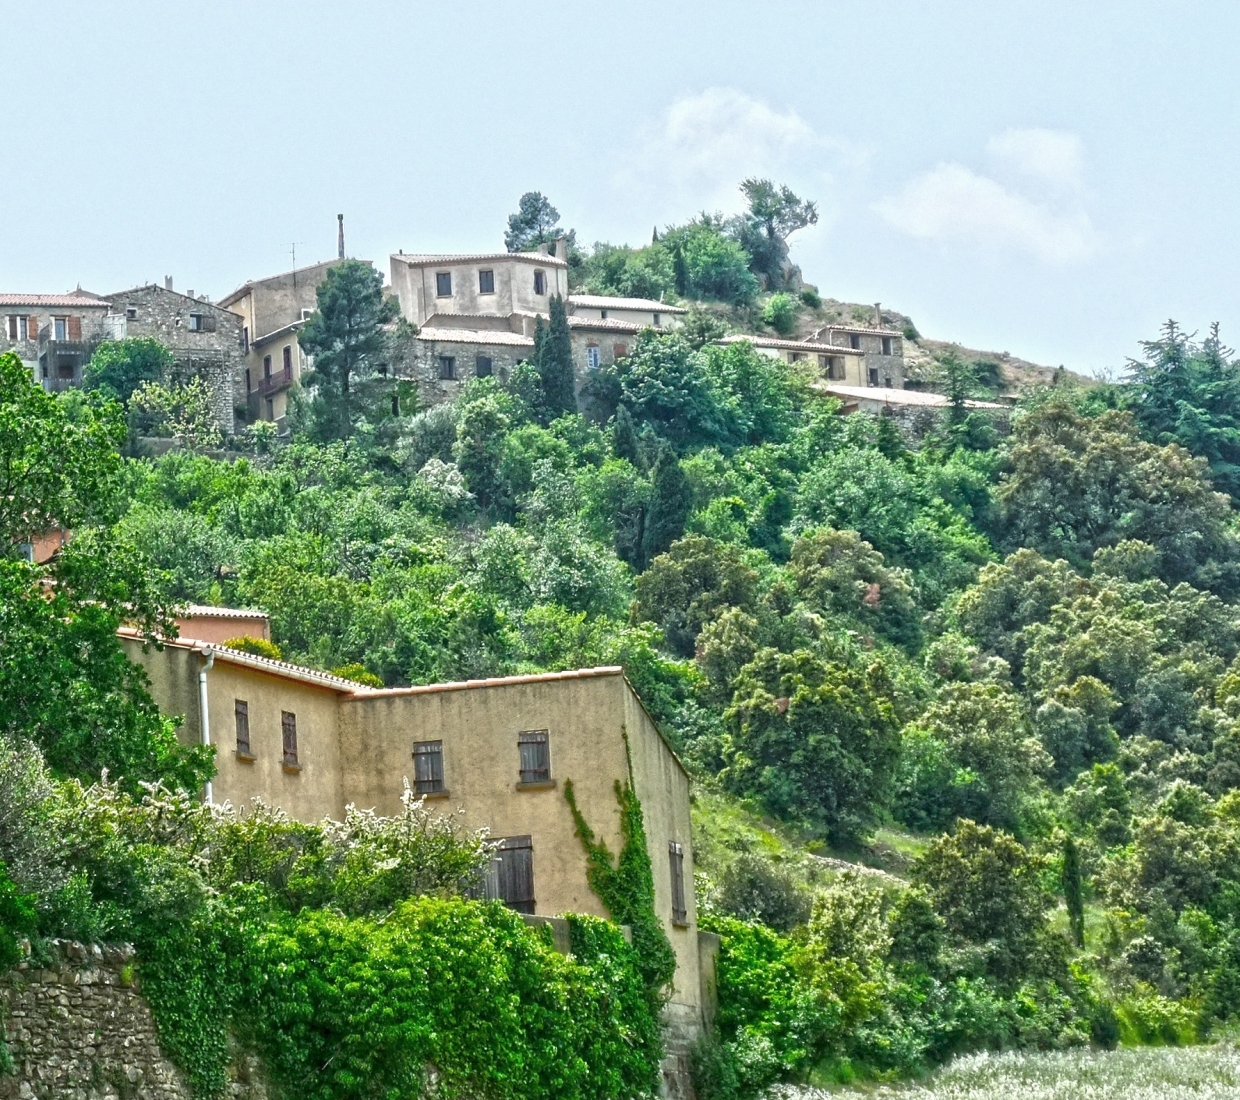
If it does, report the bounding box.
[1063,834,1085,948]
[297,260,399,441]
[535,296,577,422]
[640,444,692,570]
[504,191,565,253]
[913,821,1054,982]
[661,216,759,305]
[731,179,818,288]
[0,352,212,791]
[84,337,173,404]
[611,404,643,468]
[761,293,798,337]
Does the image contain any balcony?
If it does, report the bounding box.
[251,365,293,397]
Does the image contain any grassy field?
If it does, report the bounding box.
[767,1046,1240,1099]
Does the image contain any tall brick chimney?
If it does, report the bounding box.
[337,214,345,260]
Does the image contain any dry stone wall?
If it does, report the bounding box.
[0,942,266,1100]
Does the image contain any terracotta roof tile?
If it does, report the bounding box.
[720,334,865,355]
[416,327,536,347]
[568,295,687,313]
[0,293,112,308]
[393,251,567,268]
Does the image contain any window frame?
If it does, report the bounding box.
[475,354,493,378]
[282,345,292,373]
[188,312,203,332]
[881,336,893,356]
[478,269,495,294]
[849,333,862,350]
[585,345,600,371]
[533,270,546,295]
[436,272,453,297]
[53,316,67,341]
[653,312,661,327]
[412,739,446,796]
[868,367,880,387]
[125,306,138,321]
[438,355,456,380]
[516,729,552,788]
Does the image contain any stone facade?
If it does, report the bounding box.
[403,329,534,404]
[0,941,267,1100]
[103,285,244,434]
[0,294,117,392]
[818,325,906,388]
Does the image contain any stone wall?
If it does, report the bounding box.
[0,941,266,1100]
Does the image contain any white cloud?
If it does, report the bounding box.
[876,158,1098,265]
[988,128,1084,190]
[616,88,854,220]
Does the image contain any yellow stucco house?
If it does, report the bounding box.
[121,611,714,1095]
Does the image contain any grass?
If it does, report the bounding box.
[768,1045,1240,1098]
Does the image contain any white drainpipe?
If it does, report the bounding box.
[198,649,215,805]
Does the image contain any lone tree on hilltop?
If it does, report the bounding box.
[298,260,399,441]
[505,192,566,252]
[731,178,818,288]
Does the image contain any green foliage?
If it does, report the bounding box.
[297,260,400,441]
[1063,834,1085,948]
[761,293,798,336]
[222,635,283,660]
[0,861,36,970]
[711,852,811,932]
[534,295,577,422]
[731,179,818,288]
[505,191,568,253]
[641,445,693,570]
[84,337,174,404]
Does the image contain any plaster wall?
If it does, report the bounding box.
[391,255,569,325]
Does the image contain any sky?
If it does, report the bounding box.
[2,0,1237,374]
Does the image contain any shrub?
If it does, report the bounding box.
[712,853,811,931]
[222,635,282,660]
[331,662,384,687]
[761,294,798,337]
[799,286,821,309]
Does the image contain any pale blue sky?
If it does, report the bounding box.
[3,0,1237,372]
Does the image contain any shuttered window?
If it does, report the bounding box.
[478,269,495,293]
[412,740,445,794]
[669,841,687,925]
[436,272,452,297]
[475,355,492,378]
[283,345,292,372]
[533,271,546,295]
[281,711,298,767]
[234,700,251,756]
[438,356,455,380]
[67,315,81,341]
[189,313,203,331]
[484,836,535,914]
[517,730,550,785]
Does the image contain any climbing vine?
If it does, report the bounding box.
[563,769,677,1013]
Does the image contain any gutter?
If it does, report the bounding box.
[198,648,215,805]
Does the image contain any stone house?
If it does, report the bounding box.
[719,333,868,385]
[815,324,906,388]
[103,282,245,433]
[122,613,711,1094]
[0,292,119,391]
[219,259,352,426]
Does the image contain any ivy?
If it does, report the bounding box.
[563,766,677,1013]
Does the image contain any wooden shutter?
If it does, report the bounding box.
[28,316,38,340]
[203,312,217,333]
[517,730,550,784]
[281,711,298,765]
[67,315,82,341]
[669,841,687,924]
[234,700,250,755]
[496,836,535,914]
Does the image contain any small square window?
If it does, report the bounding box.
[518,729,550,785]
[533,270,546,295]
[476,355,493,378]
[600,309,608,320]
[586,345,600,371]
[281,711,298,767]
[189,313,203,332]
[125,306,138,320]
[478,270,495,294]
[412,740,445,795]
[439,355,456,380]
[436,272,452,297]
[653,312,661,327]
[235,700,251,756]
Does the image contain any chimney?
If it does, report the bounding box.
[337,214,345,260]
[874,302,882,327]
[553,236,568,261]
[164,276,173,291]
[187,290,195,300]
[536,242,549,256]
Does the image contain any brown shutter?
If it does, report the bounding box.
[497,836,535,914]
[67,315,82,341]
[28,316,38,340]
[203,312,217,333]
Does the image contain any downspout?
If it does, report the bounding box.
[198,649,215,805]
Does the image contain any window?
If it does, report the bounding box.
[475,355,493,378]
[53,317,67,341]
[827,356,845,381]
[438,355,456,380]
[849,333,862,350]
[265,397,274,420]
[789,351,805,363]
[600,309,608,320]
[653,312,661,327]
[533,270,546,295]
[436,272,452,297]
[669,841,687,925]
[241,326,249,353]
[884,375,893,389]
[586,345,600,371]
[188,313,203,332]
[613,343,627,359]
[281,711,299,769]
[234,700,251,757]
[881,336,894,356]
[244,368,252,392]
[263,354,272,379]
[412,740,445,795]
[282,345,292,373]
[300,308,314,321]
[517,729,551,786]
[478,269,495,294]
[868,367,880,387]
[125,306,138,321]
[4,315,25,340]
[483,836,536,914]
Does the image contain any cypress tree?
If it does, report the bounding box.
[641,443,691,568]
[537,295,577,422]
[1063,834,1085,948]
[612,404,643,468]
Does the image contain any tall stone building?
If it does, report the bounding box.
[0,292,119,391]
[103,282,245,433]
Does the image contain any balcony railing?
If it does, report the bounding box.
[250,365,294,397]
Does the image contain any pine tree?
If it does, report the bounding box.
[641,443,691,568]
[1063,834,1085,948]
[612,404,643,468]
[536,296,577,423]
